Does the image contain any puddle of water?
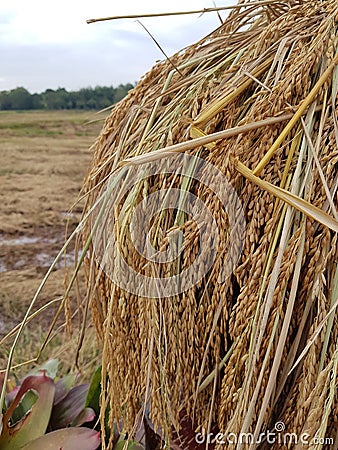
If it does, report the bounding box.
[0,235,58,247]
[0,236,40,246]
[0,249,82,273]
[0,230,83,273]
[36,252,53,266]
[0,261,6,273]
[49,249,82,269]
[13,259,27,270]
[60,211,78,219]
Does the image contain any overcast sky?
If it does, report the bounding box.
[0,1,231,93]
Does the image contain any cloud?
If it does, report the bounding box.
[1,0,231,92]
[0,37,160,93]
[0,11,15,25]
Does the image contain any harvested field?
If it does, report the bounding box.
[0,110,105,372]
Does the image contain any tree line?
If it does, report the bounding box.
[0,84,134,111]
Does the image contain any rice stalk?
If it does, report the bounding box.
[86,2,288,24]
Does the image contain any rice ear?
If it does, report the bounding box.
[76,1,338,448]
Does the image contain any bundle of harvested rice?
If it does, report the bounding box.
[80,0,338,448]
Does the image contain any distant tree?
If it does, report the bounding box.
[0,91,12,109]
[54,88,72,109]
[41,88,68,110]
[31,93,42,109]
[114,83,134,103]
[0,83,134,111]
[6,87,33,110]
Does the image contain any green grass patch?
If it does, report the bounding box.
[0,122,63,136]
[0,110,105,137]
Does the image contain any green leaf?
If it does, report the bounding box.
[21,427,101,450]
[85,366,101,415]
[27,359,59,380]
[0,373,55,450]
[113,439,144,450]
[84,366,112,439]
[10,390,38,425]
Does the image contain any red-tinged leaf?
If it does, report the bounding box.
[0,373,4,395]
[171,413,216,450]
[54,373,77,405]
[72,407,96,427]
[49,383,89,430]
[5,386,20,409]
[143,416,164,449]
[0,373,55,450]
[21,427,101,450]
[143,412,216,450]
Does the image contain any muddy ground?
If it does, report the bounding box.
[0,110,106,368]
